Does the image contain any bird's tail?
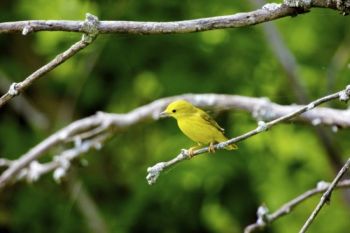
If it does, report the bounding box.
[218,135,238,150]
[225,143,238,150]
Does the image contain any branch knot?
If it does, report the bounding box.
[53,156,71,183]
[257,121,268,132]
[8,83,19,96]
[256,205,270,226]
[339,85,350,102]
[27,161,42,183]
[262,3,282,11]
[284,0,312,9]
[22,24,33,35]
[82,13,100,43]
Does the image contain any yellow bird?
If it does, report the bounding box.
[160,100,238,156]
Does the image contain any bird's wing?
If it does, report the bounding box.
[199,110,225,132]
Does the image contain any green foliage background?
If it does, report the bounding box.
[1,0,350,232]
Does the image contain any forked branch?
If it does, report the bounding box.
[299,158,350,233]
[244,177,350,233]
[146,85,350,184]
[0,13,99,109]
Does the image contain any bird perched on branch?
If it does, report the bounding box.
[159,99,238,156]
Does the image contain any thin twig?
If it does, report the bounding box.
[0,1,348,35]
[0,39,90,109]
[299,158,350,233]
[0,13,99,109]
[146,85,350,184]
[244,179,350,233]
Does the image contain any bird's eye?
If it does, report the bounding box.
[172,109,176,113]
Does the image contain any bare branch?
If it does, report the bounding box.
[0,1,348,35]
[0,112,112,188]
[0,39,88,108]
[0,13,99,109]
[299,158,350,233]
[146,85,350,184]
[13,133,109,184]
[244,179,350,233]
[1,86,349,189]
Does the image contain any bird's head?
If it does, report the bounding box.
[160,100,196,120]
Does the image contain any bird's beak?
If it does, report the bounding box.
[159,111,169,118]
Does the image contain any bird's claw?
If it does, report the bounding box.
[186,143,216,158]
[208,142,216,154]
[187,148,195,158]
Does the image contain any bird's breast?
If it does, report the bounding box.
[177,116,216,144]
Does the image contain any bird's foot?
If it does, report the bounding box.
[187,147,196,158]
[208,142,216,154]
